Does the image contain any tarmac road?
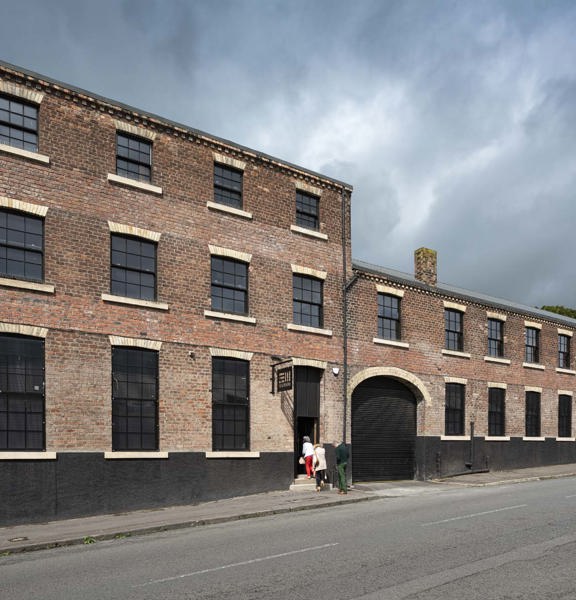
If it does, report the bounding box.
[2,475,576,599]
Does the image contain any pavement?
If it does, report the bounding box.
[2,462,576,556]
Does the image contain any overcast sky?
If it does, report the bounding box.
[2,0,576,308]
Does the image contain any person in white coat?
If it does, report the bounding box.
[313,443,327,491]
[302,436,315,478]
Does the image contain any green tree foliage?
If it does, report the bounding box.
[541,305,576,319]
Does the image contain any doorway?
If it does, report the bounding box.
[293,366,321,476]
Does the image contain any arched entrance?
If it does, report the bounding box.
[351,375,418,481]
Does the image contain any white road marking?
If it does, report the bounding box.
[136,542,339,587]
[422,504,527,526]
[565,494,576,498]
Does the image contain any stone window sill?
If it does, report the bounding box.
[522,362,545,370]
[290,225,328,241]
[557,437,576,442]
[287,323,333,337]
[101,293,169,311]
[484,356,511,365]
[0,143,50,164]
[484,436,511,442]
[442,349,471,359]
[207,201,252,220]
[373,337,409,349]
[204,310,256,324]
[104,452,168,459]
[107,173,163,195]
[205,451,260,459]
[522,437,546,442]
[556,368,576,375]
[0,452,56,460]
[0,277,55,294]
[440,435,471,441]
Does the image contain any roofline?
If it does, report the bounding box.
[0,59,353,191]
[353,258,576,328]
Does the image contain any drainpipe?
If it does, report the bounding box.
[341,188,349,444]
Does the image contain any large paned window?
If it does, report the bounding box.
[110,234,157,301]
[445,309,463,351]
[558,394,572,438]
[112,347,158,451]
[212,357,249,451]
[0,209,44,281]
[488,388,506,436]
[293,274,323,328]
[525,391,541,437]
[295,190,319,230]
[525,327,540,363]
[0,94,38,151]
[378,293,401,341]
[0,335,44,450]
[211,256,248,315]
[558,334,571,369]
[214,163,243,209]
[445,383,465,436]
[487,319,504,358]
[116,133,152,183]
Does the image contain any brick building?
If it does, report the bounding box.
[1,61,575,525]
[0,61,352,525]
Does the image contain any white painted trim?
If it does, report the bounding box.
[0,143,50,164]
[484,436,511,442]
[0,452,56,460]
[440,435,471,441]
[290,225,328,240]
[210,347,254,361]
[205,451,260,459]
[442,349,471,359]
[523,362,545,370]
[291,357,327,369]
[0,196,49,216]
[556,437,576,442]
[107,173,163,195]
[101,293,169,311]
[204,310,256,324]
[0,277,55,294]
[558,328,573,337]
[484,356,511,365]
[207,201,252,220]
[290,264,327,280]
[107,221,161,241]
[108,336,162,350]
[524,320,542,329]
[208,245,252,263]
[295,180,322,196]
[105,452,168,459]
[522,437,546,442]
[444,376,467,384]
[376,284,405,297]
[213,152,246,171]
[443,300,466,312]
[0,322,48,337]
[114,120,156,140]
[287,323,333,337]
[373,337,410,349]
[0,80,44,103]
[486,311,507,321]
[556,368,576,375]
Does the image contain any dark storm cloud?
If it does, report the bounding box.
[2,0,576,306]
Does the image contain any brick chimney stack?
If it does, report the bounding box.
[414,247,437,286]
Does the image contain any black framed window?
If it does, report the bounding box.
[110,234,157,301]
[0,209,44,282]
[445,383,465,436]
[378,293,401,341]
[112,347,158,451]
[211,256,248,315]
[116,133,152,183]
[488,318,504,357]
[445,309,463,351]
[296,191,319,230]
[558,394,572,438]
[488,387,506,437]
[212,357,249,451]
[525,391,541,437]
[0,94,38,152]
[0,335,45,450]
[293,274,323,328]
[525,327,540,363]
[558,334,571,369]
[214,163,243,209]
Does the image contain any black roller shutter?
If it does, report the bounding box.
[351,378,416,481]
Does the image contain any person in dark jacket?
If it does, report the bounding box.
[335,440,349,494]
